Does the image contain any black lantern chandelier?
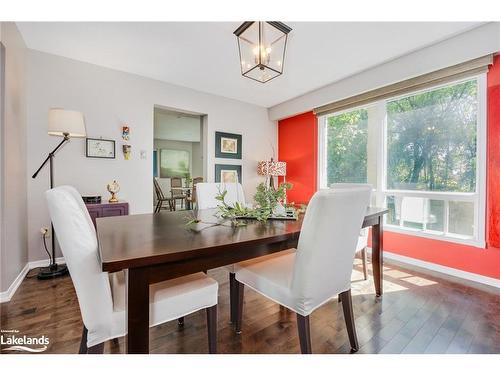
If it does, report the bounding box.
[234,21,292,83]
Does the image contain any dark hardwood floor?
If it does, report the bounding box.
[1,259,499,354]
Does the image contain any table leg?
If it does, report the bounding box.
[127,267,150,354]
[371,217,384,297]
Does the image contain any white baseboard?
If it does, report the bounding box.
[0,257,65,303]
[375,249,500,290]
[0,263,29,303]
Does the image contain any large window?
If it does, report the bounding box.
[319,76,486,246]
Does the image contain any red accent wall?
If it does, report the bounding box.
[277,57,500,280]
[487,55,500,248]
[278,112,317,204]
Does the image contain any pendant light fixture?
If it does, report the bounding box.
[234,21,292,83]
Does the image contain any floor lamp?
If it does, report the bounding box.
[32,109,87,279]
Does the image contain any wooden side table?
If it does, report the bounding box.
[85,201,129,228]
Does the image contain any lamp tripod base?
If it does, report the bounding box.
[37,263,68,280]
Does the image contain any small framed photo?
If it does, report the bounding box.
[86,138,116,159]
[215,131,242,159]
[215,164,242,183]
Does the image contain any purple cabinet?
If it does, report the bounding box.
[85,201,129,228]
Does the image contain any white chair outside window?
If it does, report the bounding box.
[395,196,436,229]
[46,185,219,354]
[233,187,371,353]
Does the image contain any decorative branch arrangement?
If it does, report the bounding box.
[185,182,294,229]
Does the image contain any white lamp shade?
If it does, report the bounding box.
[48,109,87,138]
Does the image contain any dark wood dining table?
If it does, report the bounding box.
[97,206,388,354]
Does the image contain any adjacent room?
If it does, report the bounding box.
[153,107,205,211]
[1,17,499,361]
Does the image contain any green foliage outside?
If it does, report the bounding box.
[326,109,368,185]
[327,79,477,193]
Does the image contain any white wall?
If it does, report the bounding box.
[269,22,500,120]
[191,141,203,178]
[0,22,28,292]
[27,50,276,262]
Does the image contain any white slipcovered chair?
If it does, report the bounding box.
[195,182,246,210]
[234,187,371,353]
[46,185,219,354]
[331,183,373,280]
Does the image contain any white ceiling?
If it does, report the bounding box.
[154,109,201,142]
[17,22,482,108]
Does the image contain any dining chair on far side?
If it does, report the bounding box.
[234,187,371,354]
[186,176,203,210]
[170,176,186,210]
[154,177,174,213]
[195,182,245,210]
[46,185,219,354]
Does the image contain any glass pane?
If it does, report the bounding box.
[427,200,444,232]
[386,195,399,226]
[448,201,474,236]
[326,108,368,185]
[237,22,259,74]
[386,79,478,192]
[385,196,445,234]
[244,65,280,83]
[261,23,286,74]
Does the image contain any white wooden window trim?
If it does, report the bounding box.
[318,74,487,248]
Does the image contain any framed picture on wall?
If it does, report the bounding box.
[215,164,242,183]
[86,138,116,159]
[215,131,242,159]
[160,149,190,178]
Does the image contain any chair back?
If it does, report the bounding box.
[291,187,371,313]
[170,177,183,196]
[190,177,204,203]
[153,177,165,200]
[196,182,245,209]
[45,186,114,341]
[330,183,372,238]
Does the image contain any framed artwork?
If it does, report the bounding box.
[160,149,190,178]
[86,138,116,159]
[215,131,242,159]
[215,164,242,183]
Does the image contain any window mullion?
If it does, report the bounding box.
[376,100,386,208]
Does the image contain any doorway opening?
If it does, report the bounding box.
[153,106,206,212]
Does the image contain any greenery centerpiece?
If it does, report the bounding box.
[186,182,294,228]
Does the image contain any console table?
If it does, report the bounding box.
[85,201,129,228]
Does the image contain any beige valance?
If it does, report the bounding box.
[313,55,493,117]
